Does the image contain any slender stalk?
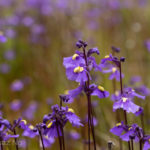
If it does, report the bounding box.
[56,121,62,150]
[60,126,65,150]
[131,139,134,150]
[140,113,145,135]
[37,128,45,150]
[13,128,19,150]
[119,61,131,150]
[139,140,142,150]
[108,141,112,150]
[83,46,96,150]
[0,141,3,150]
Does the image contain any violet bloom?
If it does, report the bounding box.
[63,53,88,82]
[102,64,124,81]
[4,50,15,60]
[89,84,109,98]
[23,101,38,121]
[41,136,55,148]
[110,122,126,137]
[143,136,150,150]
[69,130,80,140]
[63,42,101,83]
[144,39,150,52]
[0,31,7,43]
[135,85,150,97]
[120,124,143,142]
[0,63,10,74]
[10,80,24,91]
[113,96,140,114]
[124,87,145,100]
[43,104,83,138]
[10,99,22,111]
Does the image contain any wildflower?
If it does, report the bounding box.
[10,80,24,91]
[102,64,124,81]
[43,104,83,138]
[10,99,22,111]
[110,122,126,136]
[143,136,150,150]
[89,84,109,98]
[0,31,7,43]
[113,96,140,114]
[23,101,38,121]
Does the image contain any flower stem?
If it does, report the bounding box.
[13,128,19,150]
[56,121,62,150]
[83,46,97,150]
[140,113,145,135]
[119,61,131,150]
[0,141,3,150]
[37,127,45,150]
[131,139,134,150]
[108,141,112,150]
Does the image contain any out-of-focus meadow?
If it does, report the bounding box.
[1,0,150,149]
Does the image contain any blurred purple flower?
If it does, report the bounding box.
[144,39,150,52]
[4,50,16,60]
[10,99,22,111]
[69,130,80,140]
[0,63,10,74]
[0,31,7,43]
[10,80,24,91]
[23,101,38,121]
[5,29,16,38]
[22,17,34,27]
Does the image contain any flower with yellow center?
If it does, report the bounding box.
[98,85,105,92]
[116,123,121,127]
[29,125,34,130]
[104,55,109,58]
[47,122,53,128]
[128,127,132,130]
[72,54,79,60]
[68,108,74,113]
[64,90,69,95]
[112,67,117,73]
[74,66,84,73]
[122,97,127,102]
[21,119,27,125]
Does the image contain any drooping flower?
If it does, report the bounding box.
[43,104,83,138]
[113,96,140,114]
[89,84,109,98]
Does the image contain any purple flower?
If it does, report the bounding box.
[23,101,38,121]
[144,39,150,52]
[10,99,22,111]
[102,65,124,81]
[110,122,126,136]
[135,85,150,97]
[43,104,83,138]
[113,96,140,114]
[120,124,143,142]
[41,136,55,148]
[10,80,24,91]
[143,136,150,150]
[63,53,88,82]
[0,63,10,74]
[0,31,7,43]
[124,87,145,100]
[69,130,80,140]
[89,84,109,98]
[4,50,15,60]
